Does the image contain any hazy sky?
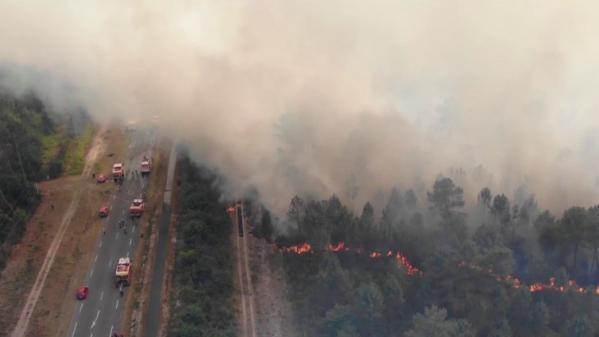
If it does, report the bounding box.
[2,0,599,214]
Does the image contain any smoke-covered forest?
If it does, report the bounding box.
[266,177,599,337]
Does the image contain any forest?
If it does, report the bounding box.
[268,177,599,337]
[168,157,235,337]
[0,91,91,269]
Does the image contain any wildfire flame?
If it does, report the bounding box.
[280,242,312,254]
[278,240,598,296]
[278,241,421,276]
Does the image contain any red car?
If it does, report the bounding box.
[96,174,107,183]
[76,286,89,300]
[99,206,110,217]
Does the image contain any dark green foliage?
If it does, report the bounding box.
[278,176,599,337]
[427,177,465,217]
[405,305,474,337]
[168,157,235,337]
[0,92,55,268]
[565,315,593,337]
[254,207,274,241]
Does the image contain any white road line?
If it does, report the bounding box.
[126,251,130,258]
[100,291,104,301]
[70,322,78,337]
[115,299,119,309]
[99,240,102,248]
[90,309,100,329]
[94,255,98,264]
[129,238,132,246]
[89,268,94,278]
[79,304,82,313]
[109,325,113,337]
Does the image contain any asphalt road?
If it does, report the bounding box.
[143,144,177,337]
[67,129,154,337]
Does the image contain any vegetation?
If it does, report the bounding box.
[0,91,91,269]
[168,157,235,337]
[276,176,599,337]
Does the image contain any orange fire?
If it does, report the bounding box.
[328,242,347,252]
[281,242,312,254]
[278,241,597,296]
[279,241,421,276]
[395,251,420,276]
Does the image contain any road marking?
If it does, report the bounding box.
[99,240,102,248]
[94,255,98,264]
[129,238,132,246]
[115,299,119,309]
[100,291,104,301]
[70,322,78,337]
[109,325,113,337]
[79,304,82,313]
[90,268,94,278]
[127,251,130,258]
[90,309,100,329]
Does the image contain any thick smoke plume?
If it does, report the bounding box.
[2,0,599,214]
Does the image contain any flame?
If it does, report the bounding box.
[277,240,597,296]
[281,242,312,254]
[395,252,420,276]
[328,242,347,252]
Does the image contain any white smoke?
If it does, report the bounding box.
[2,0,599,214]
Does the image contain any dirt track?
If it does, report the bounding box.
[233,205,298,337]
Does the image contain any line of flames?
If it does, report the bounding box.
[279,241,599,295]
[278,241,420,276]
[458,261,599,295]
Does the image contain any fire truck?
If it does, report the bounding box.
[112,163,124,183]
[129,198,145,217]
[140,157,151,176]
[115,257,131,287]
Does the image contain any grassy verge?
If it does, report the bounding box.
[41,123,96,177]
[63,124,95,175]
